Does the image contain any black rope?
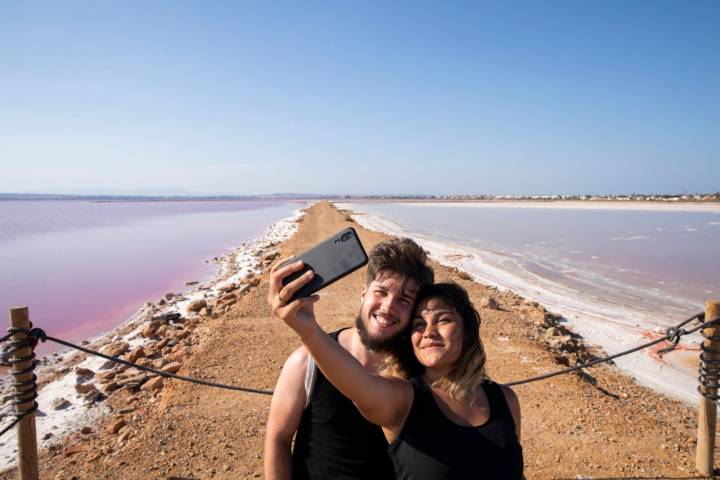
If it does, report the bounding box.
[505,312,709,387]
[697,326,720,400]
[6,328,273,396]
[0,326,40,439]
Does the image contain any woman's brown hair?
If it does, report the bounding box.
[381,282,487,402]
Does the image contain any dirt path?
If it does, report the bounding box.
[9,201,717,479]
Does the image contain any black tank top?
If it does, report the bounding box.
[388,377,524,480]
[292,330,395,480]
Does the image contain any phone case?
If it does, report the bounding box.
[280,227,368,301]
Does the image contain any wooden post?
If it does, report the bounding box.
[9,307,39,480]
[697,300,720,476]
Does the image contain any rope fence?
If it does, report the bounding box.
[1,302,720,478]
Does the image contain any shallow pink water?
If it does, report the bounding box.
[0,200,300,354]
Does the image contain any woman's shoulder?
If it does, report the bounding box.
[481,381,520,414]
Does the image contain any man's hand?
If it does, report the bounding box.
[268,259,321,338]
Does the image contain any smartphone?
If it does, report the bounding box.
[280,227,368,302]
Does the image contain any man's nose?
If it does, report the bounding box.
[382,292,401,313]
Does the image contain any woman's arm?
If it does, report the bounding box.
[268,260,412,428]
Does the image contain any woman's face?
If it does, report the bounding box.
[411,297,464,372]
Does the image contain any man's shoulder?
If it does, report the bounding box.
[283,345,310,373]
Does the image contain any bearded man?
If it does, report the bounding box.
[265,237,434,480]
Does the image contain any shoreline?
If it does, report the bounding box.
[336,202,709,404]
[0,207,307,473]
[346,198,720,213]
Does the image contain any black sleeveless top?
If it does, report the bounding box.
[292,330,395,480]
[388,378,524,480]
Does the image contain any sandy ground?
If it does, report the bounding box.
[3,201,719,480]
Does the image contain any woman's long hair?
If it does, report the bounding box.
[381,282,487,402]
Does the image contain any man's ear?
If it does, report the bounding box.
[360,285,367,304]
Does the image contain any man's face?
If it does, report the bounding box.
[356,272,419,352]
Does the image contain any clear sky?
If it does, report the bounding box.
[1,1,718,196]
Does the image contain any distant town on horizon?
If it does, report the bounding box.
[1,192,719,202]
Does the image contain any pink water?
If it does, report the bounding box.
[0,200,300,353]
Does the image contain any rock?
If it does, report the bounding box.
[152,358,168,369]
[152,312,181,323]
[80,426,93,435]
[164,292,175,301]
[118,407,136,414]
[142,320,163,339]
[84,391,106,403]
[98,360,115,370]
[64,444,85,456]
[75,367,95,383]
[161,362,182,374]
[116,374,149,388]
[199,307,209,317]
[106,418,126,434]
[173,329,190,340]
[74,383,97,395]
[248,277,261,288]
[102,381,120,393]
[155,325,169,338]
[187,299,207,313]
[141,377,164,391]
[135,357,152,367]
[480,297,500,310]
[100,341,130,357]
[263,251,280,263]
[185,280,199,286]
[158,298,166,306]
[457,271,472,281]
[545,327,561,338]
[155,338,170,350]
[118,429,132,443]
[52,398,71,410]
[126,347,146,363]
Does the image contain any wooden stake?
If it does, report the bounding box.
[9,307,39,480]
[696,300,720,476]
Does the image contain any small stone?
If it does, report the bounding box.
[480,297,500,310]
[126,347,146,363]
[80,426,93,435]
[99,341,130,357]
[74,383,97,394]
[64,444,85,456]
[106,418,126,434]
[187,299,207,313]
[545,327,561,338]
[52,398,72,410]
[141,376,164,391]
[161,362,182,374]
[96,370,116,382]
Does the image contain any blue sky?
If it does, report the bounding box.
[1,1,718,196]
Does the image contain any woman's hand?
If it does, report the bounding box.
[268,259,321,339]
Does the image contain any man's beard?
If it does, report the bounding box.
[355,313,407,353]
